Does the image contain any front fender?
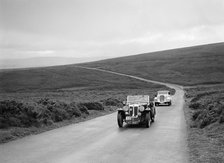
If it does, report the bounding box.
[117,109,126,119]
[145,107,151,111]
[117,108,124,111]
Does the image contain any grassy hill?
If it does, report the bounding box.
[1,42,223,93]
[0,66,166,93]
[80,42,224,86]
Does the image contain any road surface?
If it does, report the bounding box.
[0,67,189,163]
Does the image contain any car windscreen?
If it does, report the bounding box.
[158,91,169,95]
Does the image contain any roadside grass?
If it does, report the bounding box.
[80,42,224,86]
[0,107,116,143]
[184,85,224,162]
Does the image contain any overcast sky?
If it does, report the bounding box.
[1,0,224,61]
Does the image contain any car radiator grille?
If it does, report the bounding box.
[134,107,138,116]
[129,109,133,116]
[160,95,165,102]
[129,107,138,116]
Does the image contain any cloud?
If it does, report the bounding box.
[119,33,163,45]
[1,23,224,60]
[26,50,55,55]
[1,0,224,62]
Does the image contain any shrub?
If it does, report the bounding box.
[53,107,70,122]
[75,103,89,114]
[189,102,202,110]
[199,115,213,128]
[191,91,217,103]
[18,112,32,127]
[66,104,82,117]
[0,116,9,128]
[37,98,52,105]
[8,117,21,127]
[192,111,201,121]
[190,100,224,128]
[81,102,104,110]
[0,99,107,129]
[219,109,224,123]
[102,98,122,107]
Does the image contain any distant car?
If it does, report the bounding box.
[154,90,172,106]
[117,95,156,128]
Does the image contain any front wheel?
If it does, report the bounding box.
[117,112,124,128]
[168,101,172,106]
[145,112,152,128]
[151,114,155,123]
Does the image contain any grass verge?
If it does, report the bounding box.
[0,98,119,143]
[0,108,116,144]
[184,85,224,162]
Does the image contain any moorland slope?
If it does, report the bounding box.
[1,42,223,93]
[80,42,224,86]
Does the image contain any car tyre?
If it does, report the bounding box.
[151,114,155,123]
[145,112,151,128]
[168,101,172,106]
[117,112,123,128]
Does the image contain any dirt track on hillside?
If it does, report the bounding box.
[0,67,189,163]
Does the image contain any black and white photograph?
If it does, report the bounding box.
[0,0,224,162]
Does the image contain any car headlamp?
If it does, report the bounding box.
[139,106,144,112]
[123,106,129,112]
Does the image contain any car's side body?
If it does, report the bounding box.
[154,90,172,106]
[117,95,156,128]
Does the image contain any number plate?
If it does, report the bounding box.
[126,117,131,120]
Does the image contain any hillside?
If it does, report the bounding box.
[1,42,223,92]
[0,66,165,93]
[0,56,106,69]
[80,42,224,86]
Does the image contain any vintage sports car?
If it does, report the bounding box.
[117,95,156,128]
[154,90,172,106]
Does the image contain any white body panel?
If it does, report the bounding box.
[127,95,149,105]
[154,91,171,105]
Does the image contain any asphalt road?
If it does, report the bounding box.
[0,68,189,163]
